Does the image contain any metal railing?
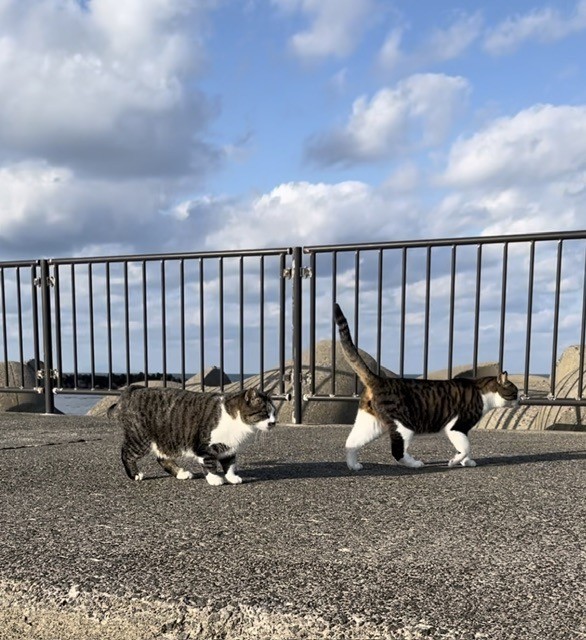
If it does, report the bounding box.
[1,230,585,421]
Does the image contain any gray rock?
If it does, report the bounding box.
[535,345,586,431]
[0,361,45,413]
[185,366,232,389]
[222,340,396,425]
[87,380,183,417]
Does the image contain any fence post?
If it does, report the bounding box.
[291,246,303,424]
[39,259,55,414]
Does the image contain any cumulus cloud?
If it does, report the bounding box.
[484,0,586,55]
[271,0,378,61]
[305,74,470,166]
[0,0,224,260]
[170,181,421,251]
[430,104,586,239]
[441,104,586,189]
[378,14,482,74]
[0,0,219,179]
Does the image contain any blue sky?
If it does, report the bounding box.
[0,0,585,261]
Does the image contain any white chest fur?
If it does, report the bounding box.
[209,404,255,453]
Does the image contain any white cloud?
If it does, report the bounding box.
[430,104,586,240]
[0,0,219,178]
[378,14,482,74]
[172,181,420,251]
[306,74,470,166]
[442,104,586,188]
[484,0,586,55]
[272,0,377,61]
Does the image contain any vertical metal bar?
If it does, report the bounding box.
[376,249,383,377]
[423,246,431,379]
[524,241,536,396]
[549,241,563,395]
[353,250,361,393]
[0,268,8,383]
[279,253,286,396]
[88,263,95,389]
[180,259,186,389]
[472,244,483,377]
[259,256,265,391]
[239,256,244,390]
[53,265,62,389]
[292,246,303,423]
[31,265,40,374]
[308,252,316,396]
[199,258,205,392]
[161,260,167,386]
[106,262,113,390]
[400,248,407,377]
[16,268,25,384]
[40,260,55,413]
[142,261,148,386]
[578,248,586,400]
[124,262,130,386]
[498,243,509,371]
[71,265,78,389]
[330,251,338,396]
[219,257,224,391]
[447,246,457,379]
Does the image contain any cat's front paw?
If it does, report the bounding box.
[205,473,225,486]
[347,462,364,471]
[462,458,477,467]
[134,472,145,481]
[225,473,243,484]
[176,470,194,480]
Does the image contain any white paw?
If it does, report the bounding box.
[448,458,458,468]
[205,473,225,486]
[176,470,194,480]
[347,462,364,471]
[398,457,424,469]
[462,458,477,467]
[134,472,145,481]
[225,473,243,485]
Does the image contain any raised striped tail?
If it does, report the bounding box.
[334,304,377,387]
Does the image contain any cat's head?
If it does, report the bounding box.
[482,371,519,409]
[240,388,277,431]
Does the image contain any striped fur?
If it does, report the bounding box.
[111,386,276,484]
[334,304,518,470]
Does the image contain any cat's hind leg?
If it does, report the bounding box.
[392,421,424,468]
[443,418,476,467]
[345,409,383,471]
[151,444,193,479]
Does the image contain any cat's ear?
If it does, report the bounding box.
[245,388,259,403]
[498,371,509,385]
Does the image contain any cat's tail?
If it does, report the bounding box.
[334,303,378,387]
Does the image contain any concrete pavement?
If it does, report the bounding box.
[0,413,585,639]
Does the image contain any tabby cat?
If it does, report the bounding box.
[111,386,276,485]
[334,304,518,471]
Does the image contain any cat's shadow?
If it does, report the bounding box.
[244,449,586,482]
[133,449,586,483]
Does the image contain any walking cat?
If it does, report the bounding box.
[334,304,518,471]
[111,386,276,485]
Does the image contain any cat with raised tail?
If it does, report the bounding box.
[334,304,518,471]
[111,386,276,485]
